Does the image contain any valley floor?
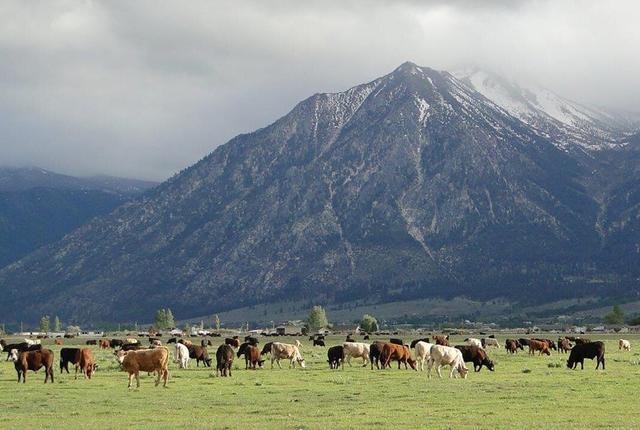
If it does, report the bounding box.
[0,334,639,429]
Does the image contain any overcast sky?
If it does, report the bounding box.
[1,1,639,181]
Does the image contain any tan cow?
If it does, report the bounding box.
[114,347,169,388]
[270,342,305,369]
[619,339,631,351]
[342,342,370,367]
[77,348,95,380]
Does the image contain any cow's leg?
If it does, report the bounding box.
[270,357,274,369]
[127,373,133,389]
[436,364,443,378]
[346,355,352,367]
[135,372,141,388]
[75,364,79,380]
[228,365,232,377]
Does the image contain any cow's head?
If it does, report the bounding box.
[114,350,127,364]
[8,348,19,362]
[408,358,417,371]
[458,365,469,379]
[485,359,495,371]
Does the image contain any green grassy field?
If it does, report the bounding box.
[1,334,639,429]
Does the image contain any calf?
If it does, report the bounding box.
[528,339,551,356]
[455,345,494,372]
[114,347,169,388]
[313,339,325,347]
[327,345,344,369]
[558,337,572,353]
[99,339,110,349]
[237,342,263,369]
[532,338,557,351]
[10,348,54,383]
[381,343,416,370]
[174,343,190,369]
[77,348,95,379]
[567,341,605,370]
[428,345,468,379]
[343,342,370,367]
[505,339,519,354]
[188,345,211,367]
[216,344,234,376]
[619,339,631,351]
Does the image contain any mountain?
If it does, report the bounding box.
[1,62,639,324]
[0,167,157,194]
[452,67,640,151]
[0,167,158,268]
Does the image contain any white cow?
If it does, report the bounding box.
[342,342,370,367]
[24,339,41,345]
[174,343,190,369]
[270,342,306,369]
[465,338,483,349]
[414,341,434,371]
[483,338,500,348]
[619,339,631,351]
[126,338,138,344]
[428,345,469,379]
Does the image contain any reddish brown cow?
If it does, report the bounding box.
[54,338,63,346]
[380,343,417,370]
[558,337,572,353]
[11,348,55,383]
[529,339,551,356]
[78,348,95,379]
[432,335,450,346]
[237,343,263,369]
[99,339,111,349]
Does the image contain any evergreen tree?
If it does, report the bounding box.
[165,309,175,328]
[53,316,61,332]
[215,314,221,331]
[307,305,328,331]
[39,315,50,333]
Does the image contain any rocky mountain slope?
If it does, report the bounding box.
[1,63,639,324]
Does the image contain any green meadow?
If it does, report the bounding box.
[1,334,639,429]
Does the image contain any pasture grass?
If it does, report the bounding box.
[1,334,639,429]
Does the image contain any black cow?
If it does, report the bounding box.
[110,339,124,348]
[455,345,495,372]
[567,341,605,370]
[410,338,430,348]
[345,335,356,343]
[369,342,385,370]
[167,337,177,344]
[518,338,531,347]
[4,342,41,360]
[389,338,403,346]
[59,347,81,373]
[120,343,143,351]
[244,336,259,345]
[327,345,344,369]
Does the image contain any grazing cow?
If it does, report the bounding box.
[345,335,356,343]
[237,343,263,369]
[518,338,531,347]
[558,337,572,353]
[465,338,483,349]
[260,342,273,356]
[216,344,234,376]
[167,338,177,344]
[573,338,591,345]
[455,345,495,372]
[55,338,64,346]
[174,343,190,369]
[187,345,211,367]
[432,335,449,346]
[313,339,325,347]
[528,339,551,356]
[342,342,370,367]
[10,348,54,383]
[225,338,240,348]
[389,338,404,346]
[505,339,519,354]
[369,342,384,370]
[270,342,306,369]
[380,343,416,370]
[619,339,631,351]
[410,338,430,348]
[60,347,81,373]
[85,340,97,345]
[567,341,605,370]
[532,338,557,351]
[115,347,170,388]
[428,345,469,379]
[482,338,500,348]
[99,339,110,349]
[77,348,95,379]
[110,339,124,348]
[327,345,344,369]
[414,341,434,371]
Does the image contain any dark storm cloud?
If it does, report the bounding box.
[0,0,638,180]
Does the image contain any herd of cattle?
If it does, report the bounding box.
[0,334,630,388]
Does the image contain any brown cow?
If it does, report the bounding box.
[216,344,234,376]
[54,338,63,346]
[114,347,169,388]
[10,348,54,383]
[558,337,572,353]
[505,339,519,354]
[237,343,263,369]
[529,339,551,356]
[99,339,111,349]
[432,335,450,346]
[380,343,417,370]
[77,348,95,380]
